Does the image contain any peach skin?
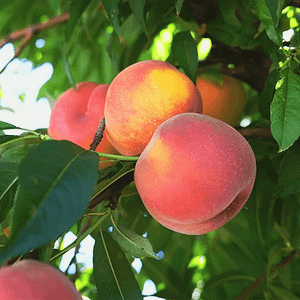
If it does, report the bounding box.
[104,60,202,156]
[134,113,256,235]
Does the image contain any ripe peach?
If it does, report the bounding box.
[134,113,256,235]
[0,259,82,299]
[48,82,119,169]
[196,70,247,126]
[104,60,202,156]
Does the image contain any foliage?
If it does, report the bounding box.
[1,0,300,299]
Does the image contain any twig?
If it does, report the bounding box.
[238,126,272,139]
[90,118,106,151]
[0,13,69,59]
[236,250,300,300]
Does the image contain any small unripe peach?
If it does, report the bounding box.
[48,82,119,169]
[135,113,256,235]
[104,60,202,156]
[0,260,82,299]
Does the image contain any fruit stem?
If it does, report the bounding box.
[49,208,111,263]
[96,152,139,161]
[90,117,106,151]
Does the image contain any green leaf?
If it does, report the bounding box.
[61,43,77,90]
[65,0,93,42]
[255,0,283,45]
[0,121,18,131]
[276,143,300,196]
[0,161,18,224]
[269,285,300,300]
[175,0,185,15]
[270,67,300,152]
[171,31,198,83]
[0,140,99,264]
[128,0,147,34]
[101,0,122,39]
[93,230,143,300]
[111,219,158,259]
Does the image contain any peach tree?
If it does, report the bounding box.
[1,0,300,299]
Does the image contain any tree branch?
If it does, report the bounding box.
[0,13,69,58]
[237,250,300,300]
[238,126,272,139]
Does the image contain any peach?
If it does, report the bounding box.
[104,60,202,156]
[48,82,119,169]
[0,259,82,299]
[134,113,256,235]
[196,70,247,126]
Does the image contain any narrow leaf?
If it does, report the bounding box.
[171,31,198,83]
[128,0,147,33]
[65,0,93,42]
[0,121,18,131]
[61,43,77,90]
[93,230,143,300]
[270,67,300,151]
[111,219,157,259]
[101,0,122,39]
[0,140,99,264]
[175,0,185,16]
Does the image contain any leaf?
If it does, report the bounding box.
[93,230,143,300]
[171,31,198,83]
[270,67,300,152]
[175,0,185,16]
[269,285,300,300]
[60,42,77,90]
[0,161,18,224]
[255,0,283,45]
[276,143,300,197]
[0,140,99,264]
[111,219,157,259]
[101,0,122,39]
[128,0,147,34]
[0,121,19,131]
[65,0,93,42]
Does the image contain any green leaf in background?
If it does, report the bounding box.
[65,0,93,42]
[175,0,185,16]
[0,140,99,264]
[276,142,300,197]
[93,230,143,300]
[60,42,77,90]
[171,31,198,83]
[255,0,283,45]
[270,67,300,152]
[128,0,147,34]
[101,0,122,39]
[111,217,158,259]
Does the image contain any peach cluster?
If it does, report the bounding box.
[48,60,256,235]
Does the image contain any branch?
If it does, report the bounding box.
[238,126,272,139]
[0,13,69,58]
[88,171,135,210]
[237,250,300,300]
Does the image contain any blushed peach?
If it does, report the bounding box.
[48,82,119,169]
[104,60,202,156]
[134,113,256,235]
[0,260,82,299]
